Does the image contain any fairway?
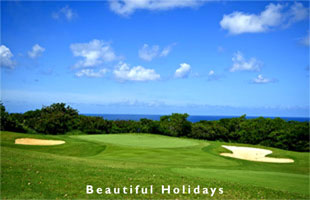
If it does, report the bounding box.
[75,134,200,148]
[172,168,309,195]
[1,131,309,199]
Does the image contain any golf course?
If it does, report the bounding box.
[1,131,309,199]
[2,0,310,199]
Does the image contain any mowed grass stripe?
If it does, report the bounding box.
[73,133,200,148]
[91,145,238,168]
[172,168,309,195]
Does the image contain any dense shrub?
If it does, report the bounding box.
[159,113,191,137]
[140,118,160,134]
[110,120,140,133]
[23,103,79,134]
[191,121,229,141]
[0,103,26,133]
[1,103,309,152]
[0,103,9,131]
[78,115,112,134]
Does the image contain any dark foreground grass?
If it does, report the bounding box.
[1,131,309,199]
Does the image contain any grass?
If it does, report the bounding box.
[1,131,309,199]
[75,133,199,148]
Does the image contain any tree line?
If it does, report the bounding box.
[1,103,309,152]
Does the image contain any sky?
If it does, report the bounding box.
[1,0,309,117]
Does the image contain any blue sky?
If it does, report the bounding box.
[1,0,309,117]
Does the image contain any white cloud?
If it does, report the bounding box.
[208,70,214,76]
[52,6,77,21]
[70,39,117,68]
[139,44,160,61]
[287,2,309,26]
[207,69,221,81]
[175,63,191,78]
[138,43,174,61]
[220,2,308,35]
[252,74,274,84]
[0,45,15,69]
[301,32,310,46]
[220,3,283,34]
[230,51,261,72]
[75,68,108,78]
[160,44,174,57]
[28,44,45,59]
[109,0,203,16]
[113,62,160,81]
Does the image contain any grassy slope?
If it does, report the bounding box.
[1,131,309,199]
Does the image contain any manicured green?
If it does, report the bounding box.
[1,131,309,199]
[75,134,199,148]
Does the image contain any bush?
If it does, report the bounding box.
[159,113,191,137]
[191,121,228,141]
[22,103,79,134]
[78,115,111,134]
[0,103,26,133]
[1,103,309,152]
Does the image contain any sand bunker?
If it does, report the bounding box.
[220,145,294,163]
[15,138,65,146]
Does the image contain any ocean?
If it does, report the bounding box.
[84,114,309,122]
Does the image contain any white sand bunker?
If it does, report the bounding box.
[220,145,294,163]
[15,138,65,146]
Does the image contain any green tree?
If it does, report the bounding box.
[23,103,79,134]
[191,121,228,141]
[139,118,160,133]
[0,103,9,131]
[159,113,191,137]
[78,115,112,134]
[0,103,26,132]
